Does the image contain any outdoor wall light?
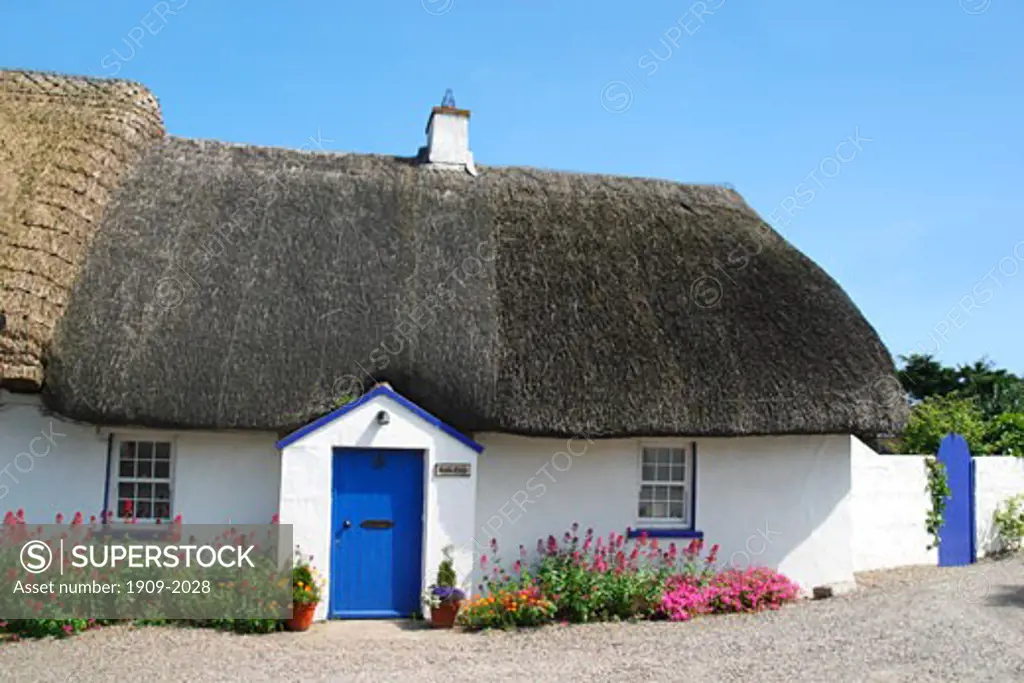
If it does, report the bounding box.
[376,410,390,426]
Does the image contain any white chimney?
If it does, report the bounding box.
[420,90,476,174]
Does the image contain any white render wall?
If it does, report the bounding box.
[278,392,479,621]
[474,433,857,595]
[850,440,936,571]
[974,456,1024,556]
[0,392,280,525]
[0,391,108,522]
[112,428,281,525]
[849,440,1024,570]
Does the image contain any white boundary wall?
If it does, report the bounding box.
[851,436,1024,572]
[975,457,1024,556]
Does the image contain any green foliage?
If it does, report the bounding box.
[924,457,951,550]
[437,545,457,588]
[530,548,664,623]
[459,531,799,631]
[901,395,987,455]
[292,549,322,606]
[898,354,1024,456]
[457,586,557,630]
[993,494,1024,554]
[899,354,961,401]
[985,414,1024,457]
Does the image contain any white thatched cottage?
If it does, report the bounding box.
[0,70,905,619]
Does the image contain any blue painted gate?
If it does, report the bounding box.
[937,433,976,567]
[330,448,424,618]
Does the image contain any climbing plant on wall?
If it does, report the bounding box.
[924,456,951,550]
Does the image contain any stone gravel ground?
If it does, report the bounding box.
[3,557,1024,683]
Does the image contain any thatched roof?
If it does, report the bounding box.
[2,69,906,438]
[0,70,164,388]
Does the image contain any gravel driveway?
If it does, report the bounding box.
[3,557,1024,682]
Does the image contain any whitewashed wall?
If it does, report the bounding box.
[850,439,936,571]
[0,392,108,522]
[850,440,1024,569]
[0,392,280,525]
[975,456,1024,556]
[111,429,281,525]
[278,392,479,621]
[474,433,857,595]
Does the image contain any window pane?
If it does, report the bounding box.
[638,501,652,518]
[155,442,171,460]
[137,482,153,499]
[118,499,132,517]
[154,502,171,519]
[155,461,171,479]
[155,483,171,501]
[657,486,670,502]
[639,485,654,502]
[656,463,670,481]
[651,502,668,518]
[119,441,136,460]
[669,448,684,466]
[136,501,152,519]
[669,502,685,519]
[137,460,152,478]
[118,482,134,498]
[138,441,154,462]
[641,462,656,481]
[668,487,685,504]
[119,459,135,477]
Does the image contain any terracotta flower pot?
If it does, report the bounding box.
[430,600,462,628]
[287,602,317,632]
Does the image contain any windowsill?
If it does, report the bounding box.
[627,527,704,539]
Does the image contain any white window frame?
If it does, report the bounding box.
[635,441,695,528]
[108,435,177,524]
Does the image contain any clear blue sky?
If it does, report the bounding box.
[4,1,1023,373]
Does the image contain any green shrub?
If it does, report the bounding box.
[993,494,1024,553]
[984,413,1024,456]
[901,396,987,454]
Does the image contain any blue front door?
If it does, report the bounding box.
[330,448,424,618]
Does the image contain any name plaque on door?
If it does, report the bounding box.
[434,462,472,477]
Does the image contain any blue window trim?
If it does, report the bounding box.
[631,441,700,540]
[276,385,484,453]
[627,528,704,539]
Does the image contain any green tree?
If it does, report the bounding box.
[898,353,960,401]
[985,413,1024,456]
[900,395,987,455]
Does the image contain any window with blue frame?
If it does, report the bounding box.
[637,445,693,527]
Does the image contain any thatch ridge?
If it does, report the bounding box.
[48,134,905,437]
[0,69,164,388]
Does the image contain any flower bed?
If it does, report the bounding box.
[0,510,317,640]
[457,525,800,631]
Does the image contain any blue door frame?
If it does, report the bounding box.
[330,448,425,618]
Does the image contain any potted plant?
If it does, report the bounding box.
[423,545,466,628]
[288,549,322,632]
